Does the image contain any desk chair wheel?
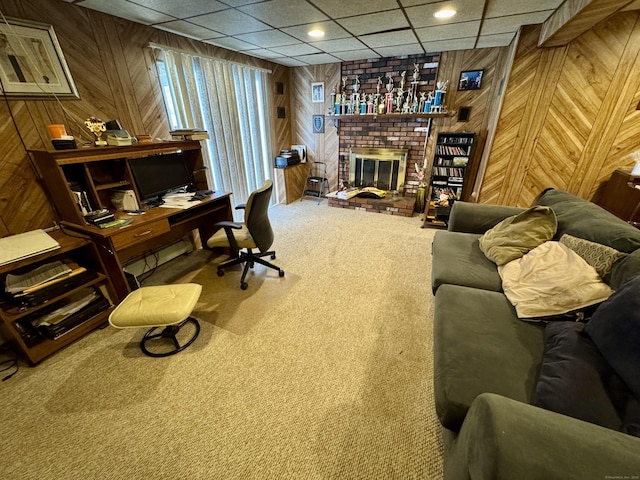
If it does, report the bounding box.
[270,253,276,260]
[217,268,224,277]
[279,269,285,277]
[241,282,248,290]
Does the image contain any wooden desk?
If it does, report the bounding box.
[63,192,232,300]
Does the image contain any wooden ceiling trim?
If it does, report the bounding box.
[539,0,634,47]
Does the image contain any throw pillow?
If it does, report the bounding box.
[498,241,613,319]
[559,233,626,278]
[479,206,557,265]
[535,321,640,437]
[584,275,640,399]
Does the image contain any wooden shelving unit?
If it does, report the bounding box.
[423,131,476,226]
[0,229,116,364]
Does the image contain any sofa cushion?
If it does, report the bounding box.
[535,188,640,253]
[432,231,503,293]
[479,206,557,266]
[499,242,613,319]
[433,284,545,431]
[535,321,640,436]
[608,249,640,290]
[585,275,640,399]
[559,233,626,278]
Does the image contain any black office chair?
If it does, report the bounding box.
[206,180,284,290]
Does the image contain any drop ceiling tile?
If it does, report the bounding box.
[337,10,409,36]
[235,30,299,48]
[310,0,400,19]
[274,57,310,67]
[310,38,367,53]
[292,53,342,65]
[219,0,266,6]
[77,0,173,24]
[374,43,425,58]
[246,49,285,59]
[485,0,564,18]
[206,36,260,51]
[270,43,322,56]
[155,20,223,39]
[398,0,449,6]
[422,37,476,53]
[406,1,485,28]
[129,0,227,18]
[238,0,328,28]
[190,9,271,35]
[360,30,419,49]
[475,32,515,48]
[332,49,380,61]
[281,21,351,42]
[480,12,552,35]
[414,21,480,42]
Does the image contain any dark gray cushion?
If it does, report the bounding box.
[433,284,545,431]
[447,201,526,234]
[608,249,640,290]
[432,231,503,293]
[585,275,640,400]
[535,188,640,253]
[535,321,640,436]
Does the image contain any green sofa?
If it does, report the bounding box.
[432,188,640,479]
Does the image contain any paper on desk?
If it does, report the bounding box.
[5,260,72,293]
[159,193,201,209]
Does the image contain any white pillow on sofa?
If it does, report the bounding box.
[498,241,614,319]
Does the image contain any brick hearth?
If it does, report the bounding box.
[327,194,416,217]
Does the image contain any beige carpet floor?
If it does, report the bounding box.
[0,200,442,479]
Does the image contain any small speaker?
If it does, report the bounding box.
[458,107,471,122]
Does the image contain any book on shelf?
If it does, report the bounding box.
[0,230,60,267]
[170,129,210,141]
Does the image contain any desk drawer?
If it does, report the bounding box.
[111,219,171,250]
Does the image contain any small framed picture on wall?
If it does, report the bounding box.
[458,70,483,91]
[312,115,325,134]
[311,82,324,103]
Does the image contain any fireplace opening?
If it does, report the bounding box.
[349,148,408,192]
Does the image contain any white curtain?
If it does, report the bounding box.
[154,46,273,211]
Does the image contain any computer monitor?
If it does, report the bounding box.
[128,152,192,206]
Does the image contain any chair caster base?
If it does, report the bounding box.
[241,282,248,290]
[279,270,285,277]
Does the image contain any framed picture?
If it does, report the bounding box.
[458,70,483,91]
[311,82,324,103]
[312,115,325,134]
[0,18,78,98]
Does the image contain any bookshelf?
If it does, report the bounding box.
[424,131,475,225]
[0,229,116,365]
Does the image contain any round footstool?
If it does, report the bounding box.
[109,283,202,357]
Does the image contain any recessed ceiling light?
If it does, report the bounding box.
[308,29,325,38]
[434,8,457,19]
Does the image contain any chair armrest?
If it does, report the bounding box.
[234,203,247,211]
[445,393,640,480]
[447,202,526,234]
[215,220,242,229]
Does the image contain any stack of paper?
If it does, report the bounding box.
[5,261,72,294]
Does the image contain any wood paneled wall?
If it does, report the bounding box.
[290,64,341,191]
[480,11,640,206]
[0,0,289,236]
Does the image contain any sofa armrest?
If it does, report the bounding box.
[444,393,640,480]
[447,202,525,234]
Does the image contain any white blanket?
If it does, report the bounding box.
[498,241,613,319]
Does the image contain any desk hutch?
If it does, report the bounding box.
[31,140,232,301]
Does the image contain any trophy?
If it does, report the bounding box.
[84,117,107,146]
[385,73,394,114]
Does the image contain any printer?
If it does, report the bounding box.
[275,150,300,168]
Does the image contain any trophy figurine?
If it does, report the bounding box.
[84,117,107,146]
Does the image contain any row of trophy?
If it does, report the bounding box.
[328,64,448,116]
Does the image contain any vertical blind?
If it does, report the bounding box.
[153,46,273,209]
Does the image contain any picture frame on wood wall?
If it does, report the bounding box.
[311,82,324,103]
[458,70,483,91]
[312,115,325,134]
[0,18,79,98]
